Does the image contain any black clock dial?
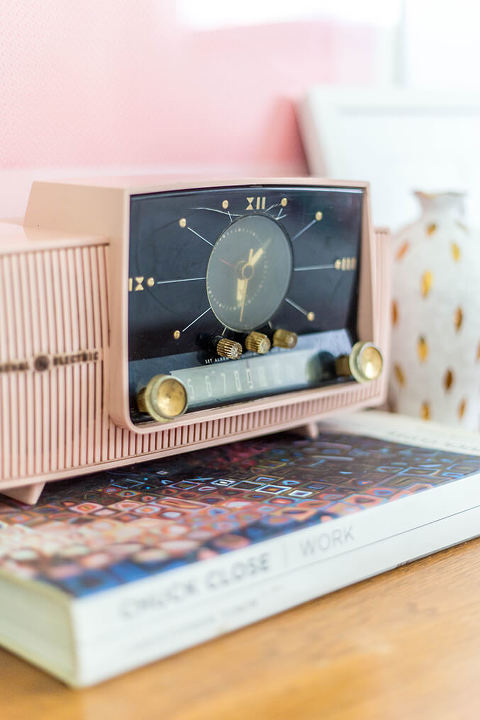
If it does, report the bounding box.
[206,215,292,332]
[128,184,363,423]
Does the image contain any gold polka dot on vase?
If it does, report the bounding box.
[443,368,454,391]
[426,223,437,236]
[421,271,433,298]
[454,307,463,332]
[392,300,399,326]
[395,241,410,261]
[451,242,461,262]
[477,342,480,361]
[417,336,428,363]
[458,398,467,419]
[394,364,405,386]
[421,402,431,420]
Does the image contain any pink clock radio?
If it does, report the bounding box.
[0,177,391,503]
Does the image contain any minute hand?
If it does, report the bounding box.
[237,278,248,303]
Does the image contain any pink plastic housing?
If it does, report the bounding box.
[0,177,391,503]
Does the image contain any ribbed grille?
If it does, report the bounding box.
[0,230,388,486]
[127,379,379,461]
[0,245,108,481]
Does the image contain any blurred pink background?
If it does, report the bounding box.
[0,0,375,216]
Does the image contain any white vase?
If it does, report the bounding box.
[389,191,480,430]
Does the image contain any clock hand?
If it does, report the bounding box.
[237,249,253,303]
[236,277,248,303]
[249,238,271,268]
[239,281,248,322]
[249,247,264,266]
[219,258,235,269]
[237,249,255,320]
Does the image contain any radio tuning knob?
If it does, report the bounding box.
[137,374,188,422]
[215,337,243,359]
[273,328,298,349]
[335,342,384,383]
[245,331,271,354]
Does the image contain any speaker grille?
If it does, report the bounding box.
[0,245,109,480]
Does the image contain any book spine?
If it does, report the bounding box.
[70,470,480,687]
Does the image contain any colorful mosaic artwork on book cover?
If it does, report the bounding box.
[1,431,480,597]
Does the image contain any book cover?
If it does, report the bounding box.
[1,411,480,685]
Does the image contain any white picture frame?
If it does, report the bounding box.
[298,87,480,229]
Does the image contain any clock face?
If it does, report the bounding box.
[206,215,293,332]
[128,184,363,423]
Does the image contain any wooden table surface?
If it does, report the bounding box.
[2,537,480,720]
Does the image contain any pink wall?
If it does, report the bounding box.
[0,1,375,213]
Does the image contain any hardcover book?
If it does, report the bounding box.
[1,410,480,687]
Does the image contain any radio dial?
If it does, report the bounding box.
[137,374,188,422]
[335,342,383,383]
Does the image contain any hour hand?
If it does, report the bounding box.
[249,247,264,266]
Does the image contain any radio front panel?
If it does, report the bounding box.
[128,185,364,424]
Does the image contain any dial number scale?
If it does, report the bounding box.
[128,185,364,423]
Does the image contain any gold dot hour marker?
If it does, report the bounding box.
[179,218,187,228]
[147,277,154,287]
[307,311,315,322]
[222,200,229,209]
[315,211,323,221]
[173,330,181,340]
[281,197,288,207]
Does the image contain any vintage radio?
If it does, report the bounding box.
[0,178,390,503]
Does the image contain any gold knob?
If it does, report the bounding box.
[273,329,298,349]
[335,342,383,383]
[216,337,243,359]
[137,374,188,422]
[245,331,271,354]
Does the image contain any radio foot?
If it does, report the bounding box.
[301,422,319,440]
[1,482,45,505]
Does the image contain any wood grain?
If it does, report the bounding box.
[2,538,480,720]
